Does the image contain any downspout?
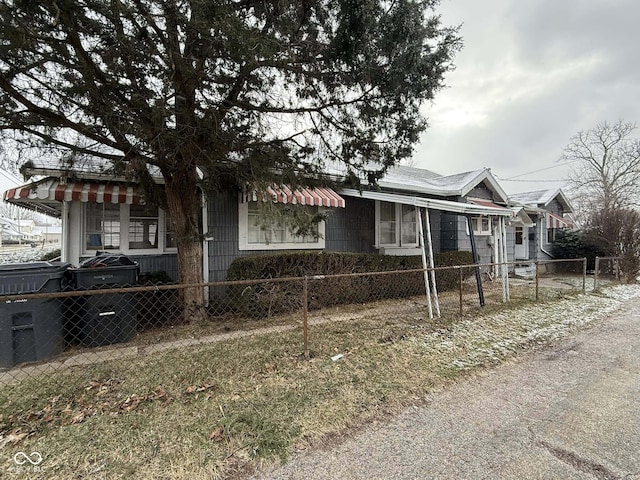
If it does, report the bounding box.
[201,190,210,305]
[540,213,555,259]
[466,215,485,307]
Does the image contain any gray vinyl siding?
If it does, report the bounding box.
[467,183,494,201]
[427,209,441,254]
[440,213,460,252]
[130,254,179,280]
[206,191,378,283]
[544,199,564,216]
[528,214,541,261]
[207,190,245,283]
[325,196,376,253]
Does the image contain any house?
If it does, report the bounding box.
[0,217,44,245]
[508,188,575,262]
[3,162,518,285]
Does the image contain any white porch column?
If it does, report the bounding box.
[416,206,433,319]
[423,207,440,317]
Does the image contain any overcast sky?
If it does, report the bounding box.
[2,0,638,199]
[413,0,640,195]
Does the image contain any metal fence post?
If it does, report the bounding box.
[459,267,463,316]
[535,261,539,302]
[594,257,600,291]
[582,257,587,293]
[303,276,309,358]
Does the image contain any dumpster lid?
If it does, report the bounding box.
[0,261,70,273]
[0,261,70,295]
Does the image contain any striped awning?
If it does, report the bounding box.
[547,212,572,229]
[242,185,345,208]
[4,178,141,205]
[468,198,507,211]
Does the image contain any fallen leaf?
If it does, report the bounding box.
[71,412,85,424]
[209,426,224,442]
[0,432,27,448]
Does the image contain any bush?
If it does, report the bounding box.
[39,248,61,261]
[137,271,182,330]
[583,208,640,283]
[226,251,475,317]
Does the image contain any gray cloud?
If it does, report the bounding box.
[414,0,640,194]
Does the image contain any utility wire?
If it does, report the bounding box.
[499,160,577,180]
[497,177,565,183]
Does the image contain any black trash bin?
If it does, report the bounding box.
[67,254,139,347]
[0,261,70,368]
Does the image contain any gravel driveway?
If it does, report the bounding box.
[252,291,640,479]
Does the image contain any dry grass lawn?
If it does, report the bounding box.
[0,282,633,479]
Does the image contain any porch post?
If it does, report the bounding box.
[423,207,440,317]
[492,218,499,279]
[416,206,433,319]
[61,201,70,263]
[501,217,510,301]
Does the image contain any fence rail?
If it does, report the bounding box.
[0,257,622,384]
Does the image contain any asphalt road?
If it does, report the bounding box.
[254,297,640,479]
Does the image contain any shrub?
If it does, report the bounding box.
[39,249,61,261]
[226,251,475,317]
[583,208,640,283]
[137,271,181,330]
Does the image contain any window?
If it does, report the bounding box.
[239,202,325,251]
[470,216,491,236]
[515,226,523,245]
[85,203,121,250]
[547,228,564,244]
[129,204,158,249]
[376,201,418,247]
[379,201,396,245]
[83,203,175,254]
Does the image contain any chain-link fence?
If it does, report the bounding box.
[0,257,620,384]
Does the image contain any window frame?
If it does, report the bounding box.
[470,215,492,236]
[515,226,524,245]
[238,201,326,251]
[82,203,177,255]
[374,201,419,248]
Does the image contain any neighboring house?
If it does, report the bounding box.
[508,188,575,262]
[0,217,44,245]
[38,225,63,244]
[3,162,517,284]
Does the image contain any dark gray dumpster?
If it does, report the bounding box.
[67,254,139,347]
[0,262,70,368]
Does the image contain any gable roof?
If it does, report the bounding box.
[509,188,573,213]
[377,166,508,202]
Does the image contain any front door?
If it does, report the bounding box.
[515,226,528,259]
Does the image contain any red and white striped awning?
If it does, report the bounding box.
[3,178,141,205]
[547,212,572,229]
[242,185,345,208]
[468,198,509,212]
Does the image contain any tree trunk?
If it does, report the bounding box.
[164,166,206,322]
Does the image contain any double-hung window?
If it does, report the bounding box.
[83,203,176,254]
[85,203,121,250]
[239,202,325,250]
[470,216,491,236]
[375,201,418,248]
